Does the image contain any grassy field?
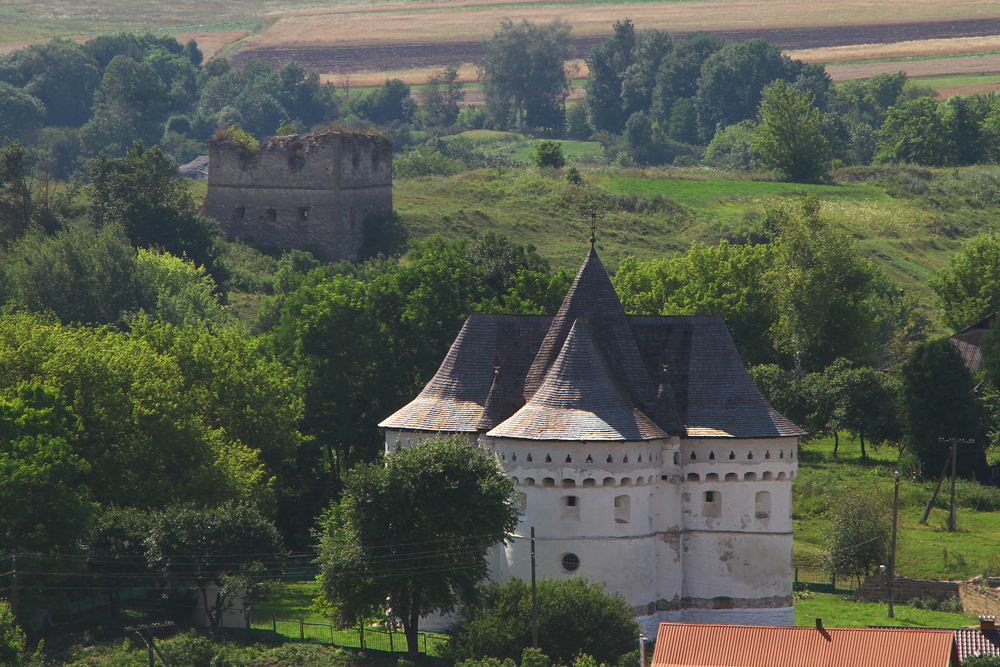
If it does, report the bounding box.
[791,36,1000,65]
[794,592,978,627]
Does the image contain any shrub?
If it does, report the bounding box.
[531,140,566,169]
[211,123,258,153]
[393,145,465,178]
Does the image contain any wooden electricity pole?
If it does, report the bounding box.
[127,623,175,667]
[531,526,538,649]
[888,471,900,619]
[10,550,17,623]
[938,437,974,532]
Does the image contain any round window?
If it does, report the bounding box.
[561,553,580,572]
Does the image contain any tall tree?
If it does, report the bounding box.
[479,19,573,131]
[584,19,636,134]
[751,80,828,182]
[316,436,519,658]
[875,97,956,166]
[0,38,100,127]
[0,83,45,143]
[901,338,986,479]
[419,66,465,126]
[930,231,1000,331]
[148,502,286,629]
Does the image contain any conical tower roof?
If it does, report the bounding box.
[523,247,655,409]
[488,319,667,441]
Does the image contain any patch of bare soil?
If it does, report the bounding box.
[826,54,1000,81]
[936,82,1000,98]
[232,16,1000,75]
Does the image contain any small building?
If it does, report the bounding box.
[949,312,996,374]
[873,616,1000,664]
[380,246,804,636]
[651,621,960,667]
[178,155,209,179]
[202,129,392,262]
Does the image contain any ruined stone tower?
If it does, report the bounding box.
[203,129,392,262]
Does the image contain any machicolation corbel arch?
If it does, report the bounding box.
[202,129,392,262]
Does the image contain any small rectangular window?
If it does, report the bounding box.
[703,490,721,518]
[614,495,630,524]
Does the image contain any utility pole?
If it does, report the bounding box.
[127,623,175,667]
[919,448,952,525]
[531,526,538,649]
[888,471,900,618]
[938,437,974,532]
[10,550,17,623]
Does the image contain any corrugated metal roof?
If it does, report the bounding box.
[948,312,996,373]
[871,625,1000,662]
[651,623,958,667]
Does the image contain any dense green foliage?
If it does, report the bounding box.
[317,436,519,657]
[751,81,828,182]
[931,231,1000,331]
[828,490,891,585]
[445,578,639,666]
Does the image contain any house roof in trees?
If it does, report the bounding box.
[379,248,804,440]
[949,312,996,373]
[651,623,959,667]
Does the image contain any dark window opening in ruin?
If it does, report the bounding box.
[352,145,361,169]
[296,206,310,222]
[527,454,532,462]
[607,455,613,463]
[711,596,734,609]
[545,454,552,462]
[289,152,305,171]
[748,451,754,460]
[586,455,593,463]
[638,454,642,462]
[780,450,784,459]
[703,490,721,517]
[690,451,696,460]
[623,455,629,463]
[709,451,715,460]
[265,208,277,223]
[729,451,735,459]
[512,453,516,461]
[231,206,245,223]
[565,455,572,463]
[371,150,380,170]
[561,553,580,572]
[765,450,771,459]
[673,452,679,465]
[561,496,580,523]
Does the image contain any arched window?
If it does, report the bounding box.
[724,472,738,482]
[582,478,596,488]
[755,491,771,519]
[744,472,757,481]
[706,473,719,482]
[561,495,580,522]
[563,479,576,488]
[542,477,555,487]
[614,495,630,523]
[703,490,721,517]
[602,477,615,487]
[687,473,700,482]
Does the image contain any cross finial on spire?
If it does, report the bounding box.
[587,206,603,247]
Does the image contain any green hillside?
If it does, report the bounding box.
[391,160,1000,324]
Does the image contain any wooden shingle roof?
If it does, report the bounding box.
[488,319,667,441]
[379,249,804,440]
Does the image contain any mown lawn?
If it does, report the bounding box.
[794,592,978,628]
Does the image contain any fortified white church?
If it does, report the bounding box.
[380,246,804,637]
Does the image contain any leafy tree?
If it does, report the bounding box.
[565,103,591,139]
[344,79,415,126]
[0,38,100,127]
[827,72,907,129]
[393,146,465,179]
[947,94,992,165]
[84,506,154,618]
[136,249,230,326]
[930,231,1000,331]
[419,66,465,126]
[835,363,902,459]
[828,490,890,586]
[650,32,726,129]
[703,120,760,171]
[0,223,153,325]
[765,198,882,373]
[0,601,27,666]
[85,141,220,268]
[585,20,636,134]
[444,577,639,666]
[80,55,169,156]
[317,436,518,658]
[901,338,986,480]
[148,502,286,629]
[0,83,45,142]
[612,241,781,367]
[751,80,828,182]
[0,382,97,557]
[619,31,674,121]
[0,141,32,245]
[694,38,803,141]
[479,19,573,131]
[875,97,955,166]
[531,140,566,168]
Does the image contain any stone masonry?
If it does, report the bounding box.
[202,130,392,262]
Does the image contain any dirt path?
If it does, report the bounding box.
[233,16,1000,75]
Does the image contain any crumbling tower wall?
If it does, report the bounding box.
[203,130,392,262]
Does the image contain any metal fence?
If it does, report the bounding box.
[244,617,447,655]
[794,566,854,594]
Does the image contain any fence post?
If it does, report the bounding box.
[273,615,276,633]
[423,633,427,654]
[389,626,394,652]
[794,567,798,585]
[300,619,304,640]
[330,623,334,644]
[360,622,365,651]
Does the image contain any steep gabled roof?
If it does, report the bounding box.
[630,316,805,438]
[487,319,667,441]
[949,312,997,373]
[379,248,803,440]
[523,247,655,409]
[652,623,958,667]
[379,314,551,432]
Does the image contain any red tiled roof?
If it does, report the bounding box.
[651,623,958,667]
